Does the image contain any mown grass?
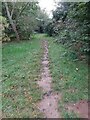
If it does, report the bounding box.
[44,35,88,118]
[2,34,88,118]
[2,37,43,118]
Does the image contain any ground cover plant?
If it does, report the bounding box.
[1,0,89,118]
[2,36,43,118]
[47,35,88,118]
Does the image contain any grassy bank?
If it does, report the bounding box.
[46,35,88,118]
[2,37,43,118]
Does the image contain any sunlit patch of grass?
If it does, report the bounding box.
[46,36,88,118]
[2,37,43,118]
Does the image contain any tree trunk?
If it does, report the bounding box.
[4,2,20,41]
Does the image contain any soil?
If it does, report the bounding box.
[37,40,61,118]
[65,100,89,118]
[37,40,89,118]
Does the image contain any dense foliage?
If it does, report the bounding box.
[46,2,90,60]
[1,1,90,60]
[0,15,10,42]
[1,1,49,42]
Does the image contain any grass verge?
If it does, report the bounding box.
[45,35,88,118]
[2,36,43,118]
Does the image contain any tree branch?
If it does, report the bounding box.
[10,2,16,19]
[16,3,29,20]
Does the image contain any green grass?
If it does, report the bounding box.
[44,35,88,118]
[2,34,88,118]
[2,36,43,118]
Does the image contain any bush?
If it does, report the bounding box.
[0,16,10,42]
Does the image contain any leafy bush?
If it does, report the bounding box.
[0,15,10,42]
[46,2,90,60]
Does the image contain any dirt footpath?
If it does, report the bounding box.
[37,40,61,118]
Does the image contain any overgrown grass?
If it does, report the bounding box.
[45,35,88,118]
[2,37,43,118]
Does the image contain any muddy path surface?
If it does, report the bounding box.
[65,100,89,118]
[37,40,61,118]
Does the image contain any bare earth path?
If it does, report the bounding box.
[37,40,61,118]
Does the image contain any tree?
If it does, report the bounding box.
[4,2,20,41]
[35,9,50,33]
[46,1,90,59]
[2,1,43,41]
